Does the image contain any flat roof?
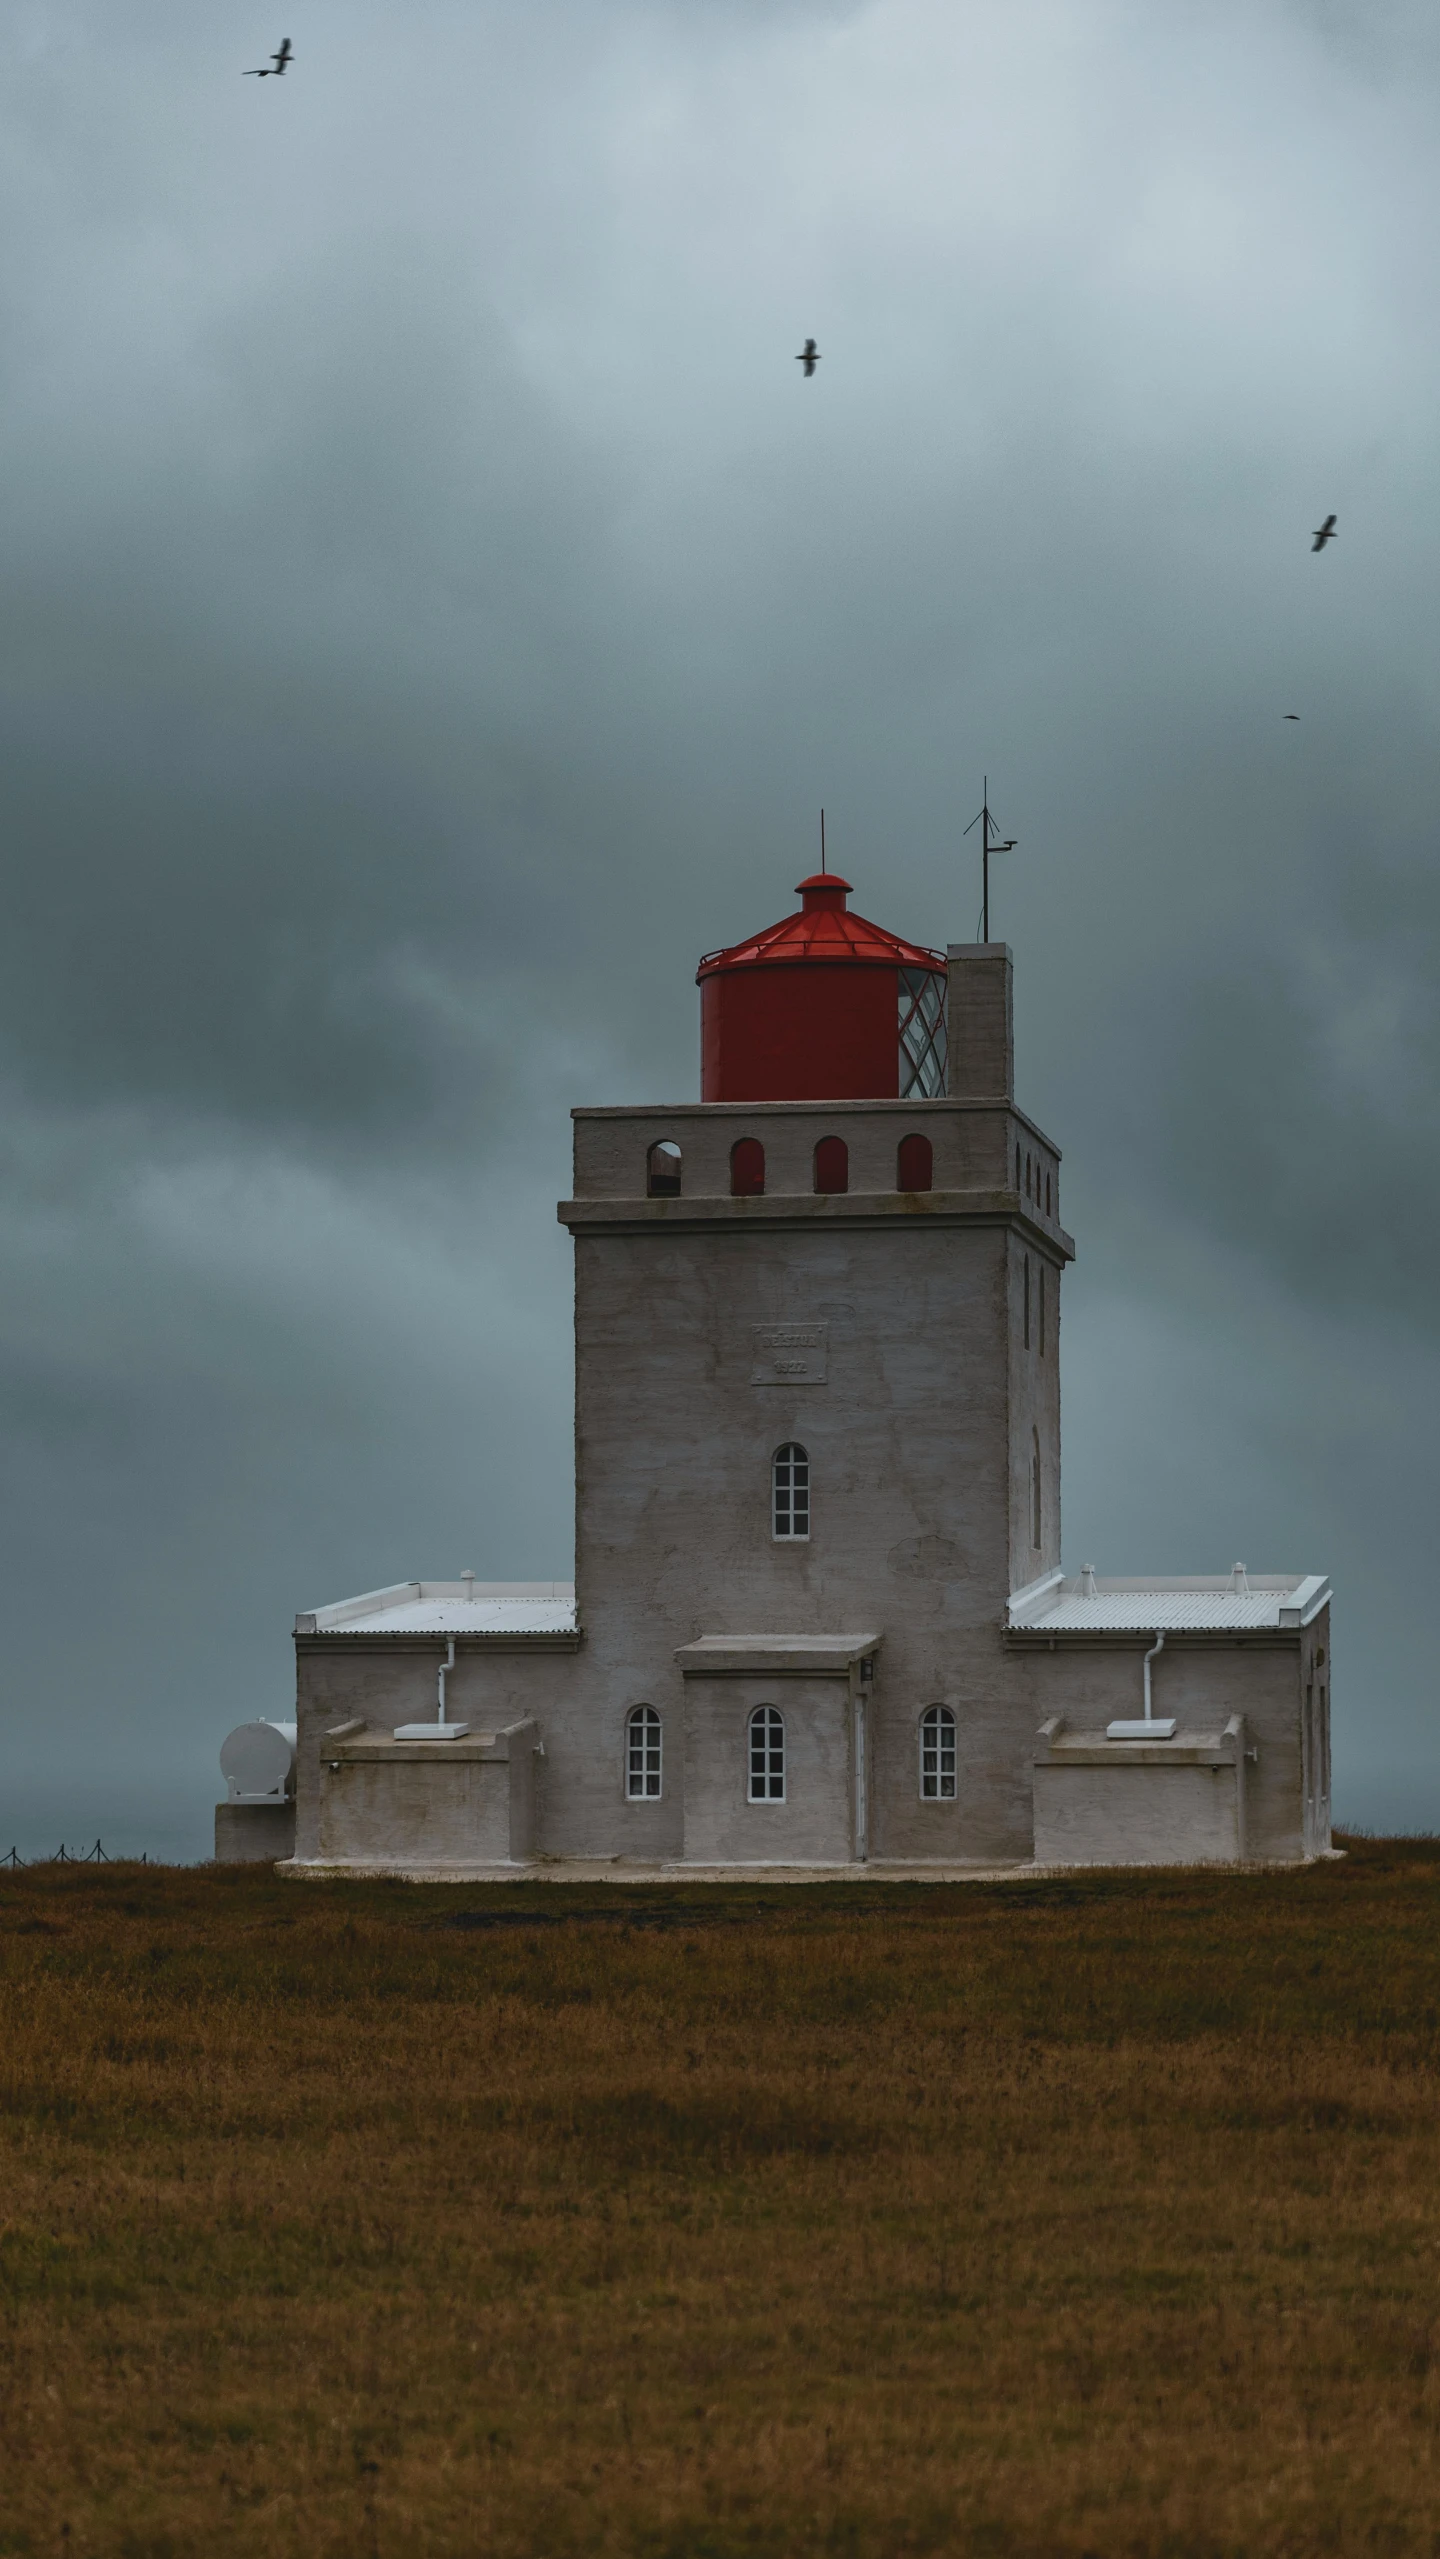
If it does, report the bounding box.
[1008,1569,1330,1634]
[296,1580,577,1637]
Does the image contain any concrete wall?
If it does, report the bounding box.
[292,1645,569,1860]
[1299,1606,1333,1855]
[215,1801,295,1863]
[317,1720,538,1866]
[682,1676,854,1864]
[947,946,1014,1103]
[1033,1719,1246,1866]
[565,1213,1013,1862]
[1016,1637,1320,1862]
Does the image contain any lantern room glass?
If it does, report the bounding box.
[898,968,947,1100]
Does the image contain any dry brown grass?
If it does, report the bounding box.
[3,1842,1440,2556]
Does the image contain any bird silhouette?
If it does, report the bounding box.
[1283,713,1300,721]
[1312,514,1337,552]
[246,38,293,75]
[796,339,820,378]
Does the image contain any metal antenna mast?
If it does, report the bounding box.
[962,776,1017,942]
[820,807,827,873]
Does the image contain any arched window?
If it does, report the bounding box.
[1015,1143,1022,1192]
[626,1705,661,1799]
[1031,1429,1042,1550]
[731,1138,765,1197]
[772,1443,810,1540]
[813,1136,848,1194]
[920,1705,956,1800]
[1026,1153,1033,1199]
[1045,1171,1052,1216]
[646,1141,682,1198]
[749,1705,785,1801]
[897,1133,933,1192]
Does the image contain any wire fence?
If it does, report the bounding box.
[0,1841,149,1868]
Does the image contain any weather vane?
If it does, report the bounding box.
[963,777,1017,942]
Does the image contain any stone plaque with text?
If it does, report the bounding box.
[751,1322,829,1385]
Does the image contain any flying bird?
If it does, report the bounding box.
[246,38,293,75]
[796,339,820,378]
[1312,514,1337,552]
[1283,713,1300,721]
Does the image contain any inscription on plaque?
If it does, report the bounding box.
[751,1322,828,1385]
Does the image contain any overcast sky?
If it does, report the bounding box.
[1,0,1437,1855]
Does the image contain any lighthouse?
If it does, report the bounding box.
[273,862,1332,1880]
[554,879,1067,1867]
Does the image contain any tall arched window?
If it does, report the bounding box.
[749,1704,785,1801]
[730,1138,765,1197]
[813,1136,848,1194]
[772,1443,810,1539]
[646,1141,682,1198]
[920,1705,956,1800]
[1031,1429,1042,1550]
[897,1133,933,1192]
[626,1705,661,1799]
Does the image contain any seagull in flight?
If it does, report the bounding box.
[795,338,820,378]
[246,38,293,75]
[1283,713,1300,721]
[1312,514,1337,552]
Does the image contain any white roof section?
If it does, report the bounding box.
[1008,1567,1330,1634]
[296,1580,576,1637]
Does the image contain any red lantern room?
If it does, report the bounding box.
[696,871,948,1103]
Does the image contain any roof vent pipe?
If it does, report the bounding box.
[1230,1561,1250,1596]
[461,1570,476,1603]
[1080,1563,1097,1599]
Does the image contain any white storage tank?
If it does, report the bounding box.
[219,1720,297,1805]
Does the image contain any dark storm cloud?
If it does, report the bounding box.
[0,0,1437,1847]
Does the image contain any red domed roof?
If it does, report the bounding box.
[697,873,945,980]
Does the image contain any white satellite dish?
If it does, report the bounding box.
[220,1721,297,1804]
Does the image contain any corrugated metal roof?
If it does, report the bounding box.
[1032,1593,1291,1631]
[331,1598,577,1636]
[1008,1571,1329,1634]
[296,1580,577,1638]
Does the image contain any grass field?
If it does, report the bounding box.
[4,1841,1440,2557]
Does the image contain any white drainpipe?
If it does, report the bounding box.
[436,1637,456,1727]
[1142,1629,1166,1722]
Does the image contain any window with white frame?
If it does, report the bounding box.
[749,1704,785,1801]
[920,1705,957,1800]
[772,1443,810,1540]
[626,1704,662,1799]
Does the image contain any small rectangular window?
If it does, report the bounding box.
[1023,1255,1031,1350]
[1039,1265,1046,1358]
